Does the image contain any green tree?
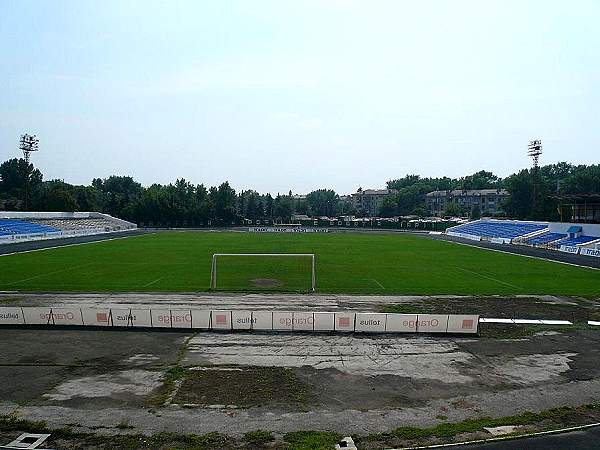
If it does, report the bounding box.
[502,169,533,219]
[192,184,210,225]
[273,194,293,222]
[306,189,338,216]
[210,181,237,224]
[35,181,79,212]
[294,200,310,215]
[245,193,260,220]
[0,158,43,209]
[460,170,501,190]
[387,175,422,190]
[378,196,398,217]
[443,202,464,217]
[380,184,432,217]
[264,194,274,219]
[564,164,600,194]
[237,190,263,221]
[73,185,105,211]
[95,175,142,221]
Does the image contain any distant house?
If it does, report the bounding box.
[291,214,311,222]
[351,188,395,217]
[426,189,509,216]
[291,194,307,202]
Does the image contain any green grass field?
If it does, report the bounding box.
[0,231,599,296]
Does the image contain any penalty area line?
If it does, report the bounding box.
[4,262,95,285]
[455,266,521,289]
[143,276,164,287]
[367,278,385,289]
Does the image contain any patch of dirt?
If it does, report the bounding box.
[250,278,284,288]
[382,297,599,323]
[172,366,306,410]
[451,398,477,410]
[381,297,600,339]
[295,367,469,411]
[0,296,23,304]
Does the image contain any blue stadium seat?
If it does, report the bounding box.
[450,220,547,239]
[0,219,60,235]
[555,235,600,246]
[525,232,567,246]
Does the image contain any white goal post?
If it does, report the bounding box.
[210,253,316,292]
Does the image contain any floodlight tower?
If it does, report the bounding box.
[19,133,40,210]
[527,139,542,169]
[527,139,542,216]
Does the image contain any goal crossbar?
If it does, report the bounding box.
[210,253,316,292]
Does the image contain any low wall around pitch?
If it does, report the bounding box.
[0,306,480,334]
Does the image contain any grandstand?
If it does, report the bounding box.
[27,217,119,231]
[0,212,136,244]
[523,232,566,247]
[0,219,58,236]
[552,234,599,248]
[447,220,547,240]
[446,219,600,256]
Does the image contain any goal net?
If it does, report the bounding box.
[210,253,316,292]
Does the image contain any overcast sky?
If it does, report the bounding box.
[1,0,599,195]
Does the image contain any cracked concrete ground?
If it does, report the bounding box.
[2,291,596,315]
[185,333,476,382]
[0,325,599,437]
[0,329,187,408]
[181,331,599,413]
[0,292,598,437]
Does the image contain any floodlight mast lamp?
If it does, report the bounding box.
[527,139,543,216]
[527,139,542,169]
[19,133,40,211]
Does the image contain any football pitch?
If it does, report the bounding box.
[0,231,599,296]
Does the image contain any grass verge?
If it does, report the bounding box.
[283,431,342,450]
[146,333,195,408]
[357,404,600,448]
[1,403,600,449]
[243,430,274,445]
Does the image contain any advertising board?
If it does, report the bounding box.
[355,313,387,332]
[417,314,449,333]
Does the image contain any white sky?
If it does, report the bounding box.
[1,0,599,194]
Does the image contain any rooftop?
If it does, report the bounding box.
[426,189,509,197]
[352,189,395,196]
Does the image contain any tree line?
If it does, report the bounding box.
[381,165,600,221]
[0,157,599,225]
[0,158,354,226]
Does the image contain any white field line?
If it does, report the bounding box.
[0,233,146,258]
[369,278,385,289]
[442,237,600,271]
[540,319,572,325]
[143,276,164,287]
[455,266,521,289]
[4,262,95,285]
[480,318,573,325]
[479,317,573,325]
[479,318,513,324]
